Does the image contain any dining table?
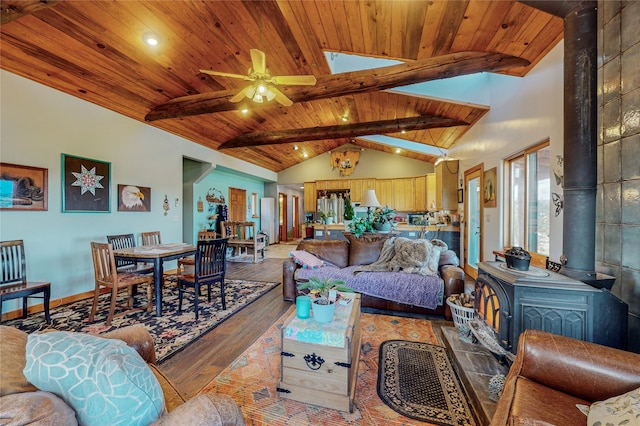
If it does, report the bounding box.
[113,242,196,316]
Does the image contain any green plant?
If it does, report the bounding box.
[327,209,335,218]
[343,196,355,220]
[347,216,374,237]
[373,206,395,224]
[319,211,327,222]
[297,276,353,305]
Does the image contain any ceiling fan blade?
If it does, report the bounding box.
[200,69,252,80]
[271,75,317,86]
[250,49,267,75]
[230,87,249,103]
[269,86,293,107]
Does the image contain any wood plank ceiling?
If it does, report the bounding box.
[0,0,563,172]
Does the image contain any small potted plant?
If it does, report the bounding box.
[326,209,336,225]
[372,206,395,232]
[297,277,354,323]
[318,211,327,224]
[347,216,374,238]
[343,196,354,229]
[207,214,218,231]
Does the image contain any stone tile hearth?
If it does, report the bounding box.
[442,326,509,426]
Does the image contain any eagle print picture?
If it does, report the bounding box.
[117,184,151,212]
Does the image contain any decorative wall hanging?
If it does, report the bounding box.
[330,151,360,176]
[197,197,204,212]
[61,154,110,213]
[552,155,564,217]
[483,167,497,208]
[0,162,48,211]
[117,184,151,212]
[162,195,170,216]
[205,188,225,205]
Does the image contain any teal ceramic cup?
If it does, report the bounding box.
[296,295,311,319]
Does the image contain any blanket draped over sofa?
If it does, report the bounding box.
[283,234,465,319]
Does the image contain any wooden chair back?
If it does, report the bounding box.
[194,238,228,281]
[197,230,217,241]
[1,240,27,285]
[220,221,265,262]
[141,231,161,246]
[106,234,137,269]
[90,242,118,287]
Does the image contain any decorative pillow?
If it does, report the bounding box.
[439,249,460,266]
[23,331,165,426]
[290,250,325,269]
[576,387,640,426]
[345,232,394,266]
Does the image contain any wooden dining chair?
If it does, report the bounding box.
[177,238,228,320]
[106,234,154,275]
[177,230,217,275]
[0,240,51,323]
[89,242,153,326]
[141,231,161,246]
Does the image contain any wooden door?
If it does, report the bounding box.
[229,188,246,221]
[292,195,300,238]
[463,165,483,280]
[279,193,288,242]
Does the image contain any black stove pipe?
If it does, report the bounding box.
[520,1,598,281]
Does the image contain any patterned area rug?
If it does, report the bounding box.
[378,340,477,426]
[4,279,278,363]
[200,307,454,425]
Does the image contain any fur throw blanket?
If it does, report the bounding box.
[353,237,447,276]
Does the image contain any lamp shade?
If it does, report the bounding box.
[361,189,381,208]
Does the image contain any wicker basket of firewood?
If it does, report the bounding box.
[446,293,475,328]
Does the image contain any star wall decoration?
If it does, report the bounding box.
[71,164,104,195]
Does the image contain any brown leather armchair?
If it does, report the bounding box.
[0,325,245,426]
[491,329,640,426]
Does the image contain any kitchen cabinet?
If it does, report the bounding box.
[349,179,375,203]
[414,175,426,211]
[393,178,415,211]
[324,179,348,191]
[426,173,436,210]
[303,181,316,212]
[375,179,394,208]
[436,160,459,211]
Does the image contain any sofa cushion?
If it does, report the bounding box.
[576,386,640,426]
[289,250,325,269]
[439,249,460,266]
[0,390,78,425]
[507,376,589,426]
[345,232,394,266]
[297,240,350,268]
[0,325,38,396]
[23,331,165,426]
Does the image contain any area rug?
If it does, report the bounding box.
[200,307,459,425]
[4,279,278,363]
[378,340,477,426]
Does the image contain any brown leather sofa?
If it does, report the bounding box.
[491,329,640,426]
[0,325,245,426]
[282,236,465,320]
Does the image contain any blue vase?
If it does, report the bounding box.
[311,300,336,323]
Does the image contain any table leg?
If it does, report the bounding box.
[154,259,163,317]
[44,285,51,323]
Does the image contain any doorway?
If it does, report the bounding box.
[279,193,288,242]
[463,164,483,280]
[229,187,246,221]
[292,195,300,239]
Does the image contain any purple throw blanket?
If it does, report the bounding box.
[295,265,444,310]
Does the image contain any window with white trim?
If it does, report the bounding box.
[506,140,551,256]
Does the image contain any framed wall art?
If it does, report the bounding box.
[117,184,151,212]
[483,167,497,208]
[61,154,111,213]
[0,162,48,211]
[457,188,464,204]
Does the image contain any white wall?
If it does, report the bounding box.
[0,71,276,313]
[449,41,565,261]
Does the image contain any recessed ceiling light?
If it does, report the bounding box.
[143,32,159,46]
[293,145,299,150]
[395,148,401,154]
[240,108,249,114]
[341,115,348,122]
[401,129,406,134]
[303,152,308,158]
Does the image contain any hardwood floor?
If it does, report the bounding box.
[159,257,291,398]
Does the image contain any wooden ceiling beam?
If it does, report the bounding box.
[1,0,61,25]
[145,51,529,121]
[218,115,468,149]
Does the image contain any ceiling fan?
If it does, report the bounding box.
[200,49,316,106]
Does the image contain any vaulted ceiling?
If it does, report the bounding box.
[0,0,563,172]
